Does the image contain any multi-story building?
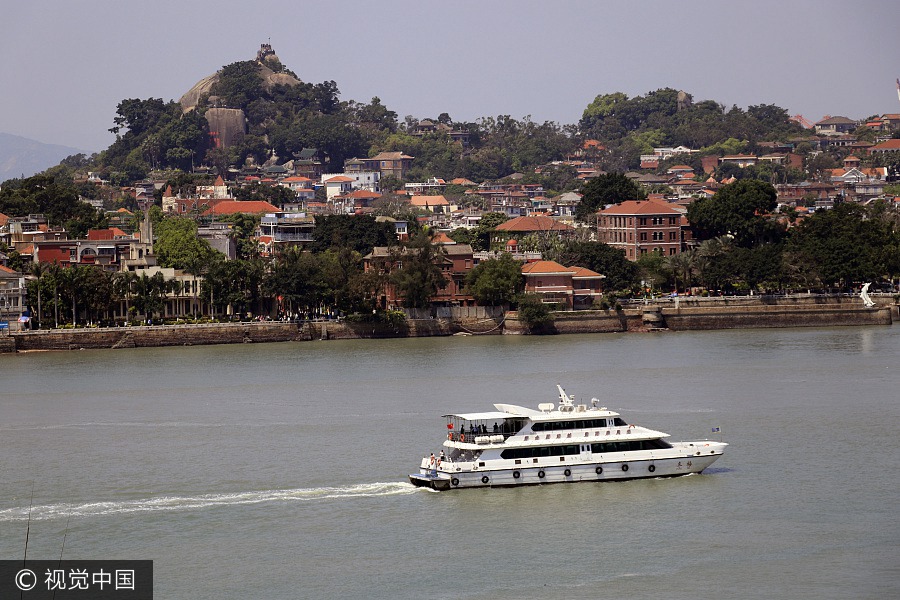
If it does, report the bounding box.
[520,261,605,310]
[363,242,476,309]
[597,200,686,260]
[0,265,26,331]
[345,152,414,180]
[258,212,315,254]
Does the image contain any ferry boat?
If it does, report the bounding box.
[409,385,726,490]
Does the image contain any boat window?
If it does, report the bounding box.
[500,445,580,460]
[613,417,627,426]
[590,438,672,453]
[534,418,613,432]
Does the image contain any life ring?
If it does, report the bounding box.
[648,464,656,473]
[481,475,489,484]
[513,471,521,479]
[448,432,452,440]
[595,466,603,475]
[621,464,629,472]
[538,470,545,479]
[563,469,571,477]
[451,477,460,486]
[460,434,465,442]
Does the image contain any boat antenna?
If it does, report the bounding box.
[21,482,34,600]
[52,516,71,600]
[23,482,34,562]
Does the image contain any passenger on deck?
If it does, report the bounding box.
[492,422,499,433]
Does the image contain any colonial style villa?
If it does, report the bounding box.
[521,260,605,309]
[362,242,477,309]
[491,215,575,248]
[597,200,687,260]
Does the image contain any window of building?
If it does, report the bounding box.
[640,232,647,241]
[669,217,677,225]
[639,217,647,226]
[669,248,677,255]
[669,231,677,241]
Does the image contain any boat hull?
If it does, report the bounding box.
[409,472,453,491]
[410,451,723,490]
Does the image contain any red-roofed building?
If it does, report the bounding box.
[598,200,687,260]
[280,176,316,204]
[410,195,450,214]
[201,200,280,217]
[87,228,131,241]
[869,138,900,154]
[323,175,354,199]
[491,216,575,249]
[363,243,477,308]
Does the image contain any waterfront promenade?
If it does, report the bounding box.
[1,294,895,354]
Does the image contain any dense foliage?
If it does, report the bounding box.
[465,254,523,306]
[687,180,782,247]
[0,174,107,237]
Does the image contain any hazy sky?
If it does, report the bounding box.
[3,0,898,153]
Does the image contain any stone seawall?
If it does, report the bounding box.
[1,298,894,353]
[504,298,893,335]
[661,303,892,330]
[9,322,303,352]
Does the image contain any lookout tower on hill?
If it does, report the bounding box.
[257,43,278,65]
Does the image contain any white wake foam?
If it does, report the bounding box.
[0,482,418,522]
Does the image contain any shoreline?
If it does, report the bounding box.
[1,296,895,354]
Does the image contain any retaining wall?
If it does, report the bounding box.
[2,297,894,353]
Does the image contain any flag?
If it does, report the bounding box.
[711,426,721,433]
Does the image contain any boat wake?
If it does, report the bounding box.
[0,482,418,522]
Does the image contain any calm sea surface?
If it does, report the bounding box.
[1,326,898,599]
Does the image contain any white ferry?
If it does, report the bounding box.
[409,385,726,490]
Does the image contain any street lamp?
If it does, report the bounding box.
[0,295,9,335]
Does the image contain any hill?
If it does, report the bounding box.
[0,132,82,182]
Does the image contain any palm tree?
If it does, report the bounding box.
[696,236,734,291]
[664,251,697,294]
[29,262,47,329]
[114,271,137,323]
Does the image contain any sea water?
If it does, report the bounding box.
[1,327,898,599]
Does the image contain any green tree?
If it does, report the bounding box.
[787,202,898,288]
[465,254,523,306]
[515,293,553,330]
[265,248,329,315]
[203,258,263,318]
[686,179,781,247]
[635,251,671,293]
[311,214,396,255]
[388,233,448,308]
[556,241,639,291]
[470,212,508,251]
[154,217,217,274]
[0,174,107,237]
[576,172,646,223]
[132,271,169,321]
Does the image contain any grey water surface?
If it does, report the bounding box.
[1,327,898,599]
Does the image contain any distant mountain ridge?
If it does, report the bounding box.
[0,132,82,182]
